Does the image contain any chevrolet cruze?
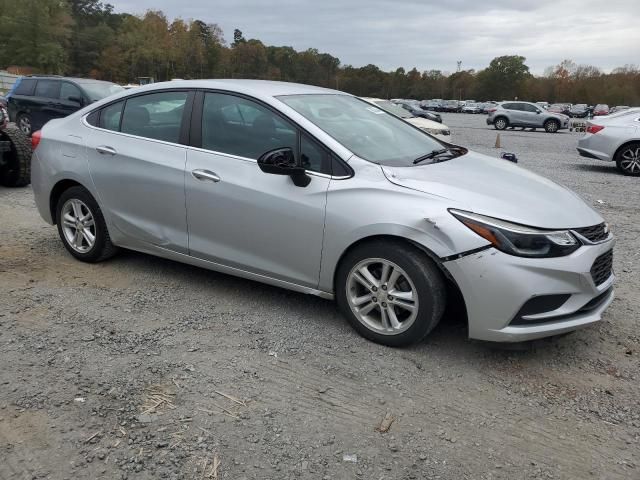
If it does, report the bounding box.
[31,80,615,347]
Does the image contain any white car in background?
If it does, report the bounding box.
[361,98,452,141]
[577,108,640,176]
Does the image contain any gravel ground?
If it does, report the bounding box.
[1,114,638,479]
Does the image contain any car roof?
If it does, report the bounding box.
[25,76,115,85]
[128,79,342,98]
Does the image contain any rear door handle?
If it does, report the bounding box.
[192,169,221,183]
[96,145,117,155]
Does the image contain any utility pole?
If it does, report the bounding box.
[457,61,462,73]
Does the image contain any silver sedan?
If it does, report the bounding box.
[577,108,640,176]
[31,80,615,346]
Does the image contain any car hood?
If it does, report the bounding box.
[381,151,603,229]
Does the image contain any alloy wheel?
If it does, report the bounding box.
[61,199,96,253]
[18,116,31,135]
[546,121,559,133]
[495,119,506,130]
[346,258,419,335]
[620,147,640,174]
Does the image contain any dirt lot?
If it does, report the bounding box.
[1,114,639,479]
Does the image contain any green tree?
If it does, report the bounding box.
[476,55,531,100]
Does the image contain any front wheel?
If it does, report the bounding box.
[336,241,446,347]
[615,142,640,176]
[544,119,560,133]
[56,186,118,262]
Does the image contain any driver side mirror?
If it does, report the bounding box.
[257,147,311,187]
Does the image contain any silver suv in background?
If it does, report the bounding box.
[487,101,569,133]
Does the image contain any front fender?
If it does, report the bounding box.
[318,159,488,293]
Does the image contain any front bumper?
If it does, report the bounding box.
[443,239,615,342]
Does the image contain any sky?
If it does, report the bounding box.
[110,0,640,75]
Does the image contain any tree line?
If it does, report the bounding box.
[1,0,639,106]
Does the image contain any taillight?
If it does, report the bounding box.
[31,130,42,150]
[586,124,604,134]
[488,108,497,113]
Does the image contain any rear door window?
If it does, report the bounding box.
[502,103,520,111]
[120,91,188,143]
[34,80,61,99]
[14,78,36,96]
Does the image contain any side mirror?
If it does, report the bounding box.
[501,152,518,163]
[68,96,83,106]
[257,147,311,187]
[535,110,541,114]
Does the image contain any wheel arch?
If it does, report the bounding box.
[494,115,509,126]
[613,140,640,161]
[49,179,85,223]
[332,234,468,327]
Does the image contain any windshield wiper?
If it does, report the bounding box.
[413,148,452,165]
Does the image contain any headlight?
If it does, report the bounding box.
[421,127,448,136]
[450,210,580,258]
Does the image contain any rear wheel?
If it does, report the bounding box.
[16,113,32,136]
[56,186,118,262]
[544,119,560,133]
[494,117,508,130]
[615,142,640,176]
[336,240,446,347]
[0,125,31,187]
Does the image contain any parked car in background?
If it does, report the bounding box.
[577,108,640,176]
[6,76,124,135]
[548,103,572,116]
[593,104,610,116]
[569,104,590,118]
[31,79,615,346]
[421,100,442,111]
[610,106,630,114]
[482,102,498,113]
[461,102,484,114]
[362,98,450,139]
[487,101,569,133]
[441,100,461,112]
[391,99,442,123]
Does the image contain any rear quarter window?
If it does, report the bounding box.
[13,78,36,96]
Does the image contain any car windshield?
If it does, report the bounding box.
[77,82,124,101]
[371,100,413,119]
[278,94,449,167]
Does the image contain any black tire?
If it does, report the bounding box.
[16,113,32,136]
[494,117,508,130]
[0,125,31,187]
[615,142,640,176]
[55,186,118,262]
[544,119,560,133]
[336,240,446,347]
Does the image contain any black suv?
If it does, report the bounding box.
[7,76,124,135]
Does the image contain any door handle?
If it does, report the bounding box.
[192,169,221,183]
[95,145,117,155]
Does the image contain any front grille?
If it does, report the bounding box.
[590,250,613,286]
[574,223,608,243]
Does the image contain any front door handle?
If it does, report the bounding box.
[192,169,221,183]
[96,145,117,155]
